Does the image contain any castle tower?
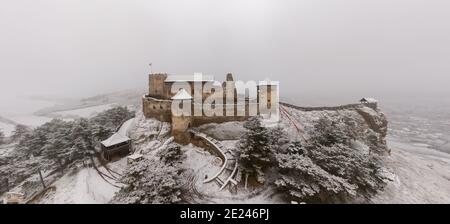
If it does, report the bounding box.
[148,73,168,98]
[171,89,193,144]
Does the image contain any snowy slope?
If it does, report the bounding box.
[38,158,127,204]
[0,121,15,137]
[51,104,117,118]
[372,139,450,204]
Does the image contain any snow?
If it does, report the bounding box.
[372,138,450,204]
[117,118,136,137]
[182,143,220,175]
[38,158,127,204]
[39,167,120,204]
[171,88,192,100]
[101,118,135,147]
[101,133,130,147]
[52,104,116,118]
[127,154,143,160]
[198,122,246,140]
[0,144,16,157]
[8,115,52,127]
[129,113,171,155]
[0,121,15,137]
[360,97,378,103]
[179,139,284,204]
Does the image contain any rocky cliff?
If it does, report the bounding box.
[280,103,389,155]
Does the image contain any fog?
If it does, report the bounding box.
[1,0,450,105]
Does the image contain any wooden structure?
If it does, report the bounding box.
[127,154,143,164]
[3,192,25,204]
[101,132,131,161]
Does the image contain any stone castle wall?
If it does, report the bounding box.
[144,95,251,124]
[142,96,172,122]
[144,73,276,143]
[280,102,364,111]
[148,73,167,98]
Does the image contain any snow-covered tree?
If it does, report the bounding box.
[273,116,388,203]
[10,124,31,143]
[268,125,291,153]
[274,143,357,203]
[90,123,111,142]
[69,118,95,163]
[90,106,135,141]
[18,119,70,157]
[157,144,185,166]
[0,129,5,145]
[308,143,386,197]
[111,158,183,204]
[91,107,134,131]
[309,117,355,147]
[237,117,273,184]
[16,107,135,170]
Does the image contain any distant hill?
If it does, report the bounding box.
[34,89,144,117]
[0,115,18,125]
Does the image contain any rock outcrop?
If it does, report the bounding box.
[280,103,389,155]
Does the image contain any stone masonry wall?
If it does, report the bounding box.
[142,96,172,122]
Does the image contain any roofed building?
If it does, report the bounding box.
[360,97,378,110]
[100,118,135,161]
[101,132,131,161]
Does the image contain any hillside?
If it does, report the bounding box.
[3,100,450,204]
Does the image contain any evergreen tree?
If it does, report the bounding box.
[268,125,290,153]
[273,116,388,203]
[310,117,354,146]
[238,117,273,184]
[111,158,182,204]
[0,129,5,145]
[69,118,95,163]
[11,124,31,142]
[158,144,185,166]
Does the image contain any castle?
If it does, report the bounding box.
[142,73,278,143]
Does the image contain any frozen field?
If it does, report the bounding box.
[50,103,116,118]
[372,138,450,204]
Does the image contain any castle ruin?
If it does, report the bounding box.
[142,73,278,143]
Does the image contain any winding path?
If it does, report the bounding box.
[188,129,238,191]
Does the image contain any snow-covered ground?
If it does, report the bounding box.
[50,103,117,118]
[8,115,53,127]
[0,121,15,137]
[38,158,127,204]
[0,96,56,127]
[198,122,246,140]
[0,91,138,128]
[181,140,283,204]
[118,117,136,137]
[372,138,450,204]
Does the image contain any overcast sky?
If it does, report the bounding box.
[1,0,450,104]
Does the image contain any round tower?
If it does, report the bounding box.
[171,88,193,144]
